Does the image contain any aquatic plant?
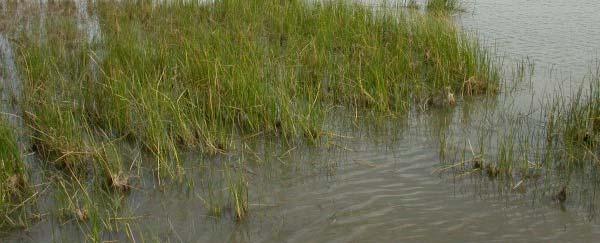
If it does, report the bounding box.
[560,76,600,150]
[435,62,600,202]
[226,159,249,221]
[0,119,30,230]
[426,0,462,13]
[13,0,499,181]
[52,174,135,242]
[405,0,419,9]
[0,1,503,236]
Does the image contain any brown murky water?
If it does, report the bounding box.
[2,0,600,242]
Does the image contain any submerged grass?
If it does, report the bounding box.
[436,63,600,203]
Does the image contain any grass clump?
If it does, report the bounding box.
[550,72,600,154]
[0,1,501,232]
[17,14,136,181]
[436,64,599,199]
[14,0,499,180]
[427,0,462,13]
[0,119,30,230]
[405,0,420,9]
[226,160,249,221]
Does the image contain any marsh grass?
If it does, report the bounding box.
[559,79,600,150]
[426,0,463,13]
[435,63,600,204]
[404,0,420,9]
[0,0,501,234]
[12,0,499,181]
[194,157,250,221]
[0,119,31,231]
[227,159,249,221]
[52,174,135,242]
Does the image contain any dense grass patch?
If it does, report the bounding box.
[15,0,499,179]
[0,119,29,230]
[427,0,462,13]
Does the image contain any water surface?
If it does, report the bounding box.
[3,0,600,242]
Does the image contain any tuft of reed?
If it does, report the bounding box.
[52,173,136,242]
[0,119,31,231]
[539,66,599,166]
[405,0,420,9]
[435,62,599,201]
[197,158,250,221]
[560,76,600,150]
[426,0,463,13]
[226,159,249,221]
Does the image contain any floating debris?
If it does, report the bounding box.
[108,172,132,193]
[75,208,88,222]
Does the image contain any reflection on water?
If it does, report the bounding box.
[0,34,26,151]
[2,0,600,242]
[75,0,101,44]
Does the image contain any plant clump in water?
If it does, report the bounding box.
[16,0,499,178]
[0,119,32,231]
[426,0,463,13]
[0,0,501,236]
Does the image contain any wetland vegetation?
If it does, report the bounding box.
[0,119,31,230]
[426,0,462,13]
[436,65,600,205]
[1,0,599,241]
[1,0,499,236]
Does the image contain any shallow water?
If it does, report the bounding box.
[460,0,600,76]
[2,0,600,242]
[460,0,600,111]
